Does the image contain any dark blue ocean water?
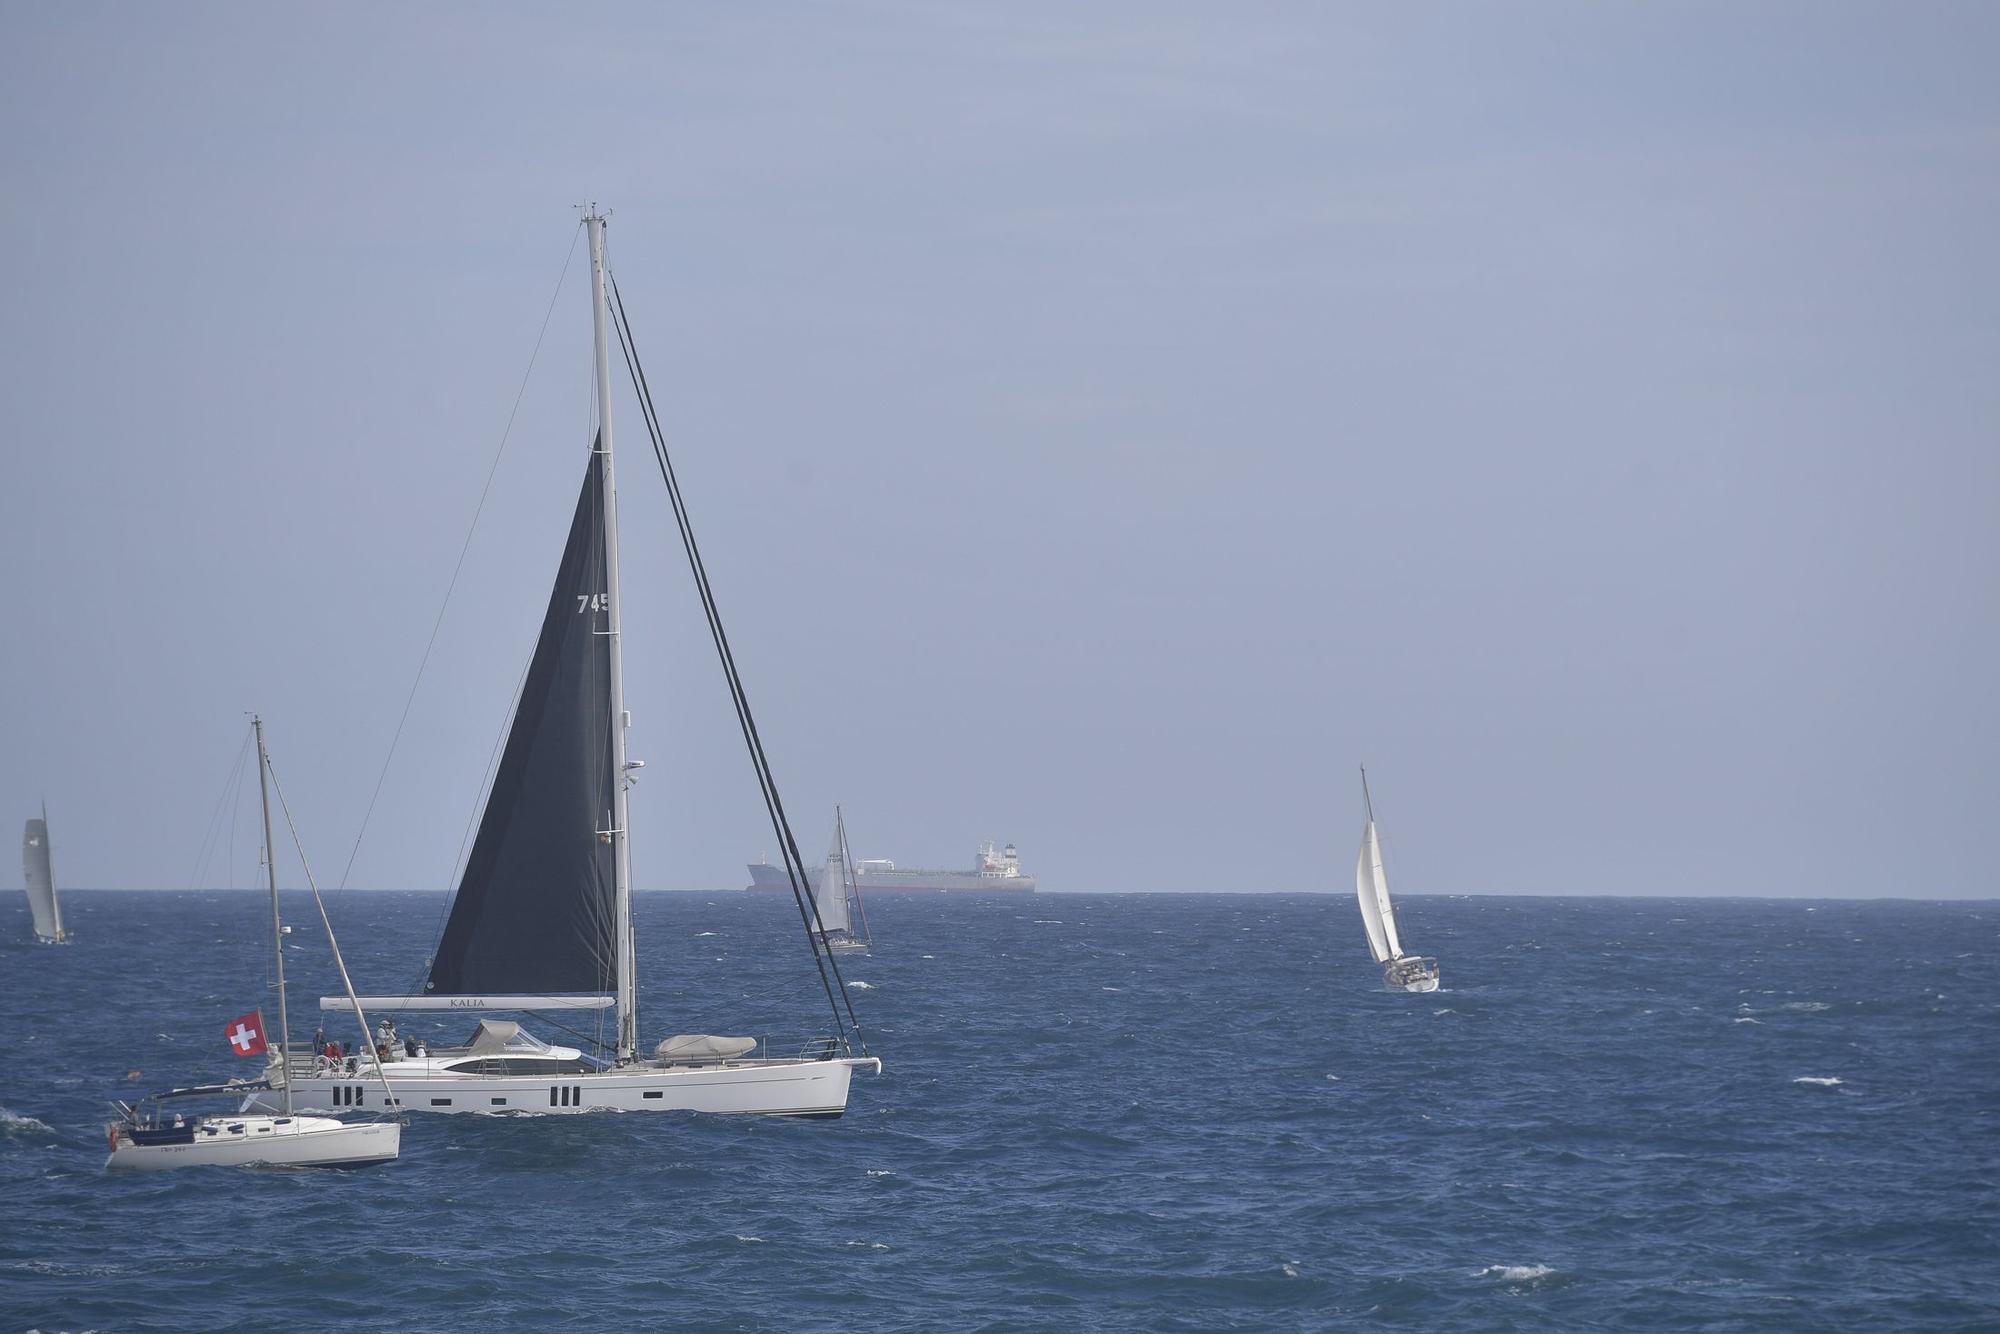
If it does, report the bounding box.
[2,892,1996,1331]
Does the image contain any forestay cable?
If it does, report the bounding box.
[605,271,866,1053]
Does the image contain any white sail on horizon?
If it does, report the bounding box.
[22,815,64,943]
[817,830,852,938]
[1355,819,1403,963]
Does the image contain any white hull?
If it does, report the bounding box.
[268,1056,880,1118]
[106,1115,399,1172]
[1383,957,1440,994]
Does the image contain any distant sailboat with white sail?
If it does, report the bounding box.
[1355,767,1439,993]
[21,804,68,944]
[813,807,871,953]
[106,717,400,1171]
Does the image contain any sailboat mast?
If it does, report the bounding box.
[586,208,638,1063]
[1361,765,1375,824]
[252,716,293,1116]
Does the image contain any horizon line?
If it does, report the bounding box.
[26,887,1999,904]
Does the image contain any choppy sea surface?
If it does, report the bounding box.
[2,891,1996,1331]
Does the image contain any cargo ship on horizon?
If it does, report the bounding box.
[747,840,1036,893]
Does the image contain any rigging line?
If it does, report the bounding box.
[604,279,840,1006]
[263,749,401,1114]
[523,1009,615,1057]
[603,294,821,937]
[229,726,247,891]
[607,275,865,1050]
[603,278,847,1027]
[335,221,586,895]
[618,349,863,1041]
[185,727,253,891]
[843,816,873,946]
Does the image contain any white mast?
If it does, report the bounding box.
[253,716,293,1116]
[586,207,638,1063]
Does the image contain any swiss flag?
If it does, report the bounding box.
[224,1010,268,1058]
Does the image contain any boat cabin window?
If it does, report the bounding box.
[443,1057,593,1077]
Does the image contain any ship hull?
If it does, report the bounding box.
[746,862,1035,893]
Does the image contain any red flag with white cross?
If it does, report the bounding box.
[224,1010,268,1058]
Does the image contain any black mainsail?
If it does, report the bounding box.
[427,444,618,996]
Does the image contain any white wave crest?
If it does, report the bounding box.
[865,1169,896,1178]
[1480,1263,1557,1283]
[695,931,718,937]
[733,1234,765,1244]
[1733,1017,1761,1024]
[1793,1076,1843,1087]
[848,980,876,991]
[0,1107,55,1136]
[1783,1001,1832,1012]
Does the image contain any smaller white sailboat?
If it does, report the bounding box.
[1355,767,1439,994]
[21,804,69,944]
[106,717,400,1171]
[813,807,872,953]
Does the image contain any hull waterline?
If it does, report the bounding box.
[264,1056,880,1118]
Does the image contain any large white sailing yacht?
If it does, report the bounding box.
[267,210,877,1118]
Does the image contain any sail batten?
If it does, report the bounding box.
[428,445,618,997]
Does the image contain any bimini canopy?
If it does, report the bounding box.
[463,1019,557,1057]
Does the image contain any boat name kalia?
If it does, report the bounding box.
[283,207,878,1119]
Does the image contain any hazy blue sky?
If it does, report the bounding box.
[2,3,1994,897]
